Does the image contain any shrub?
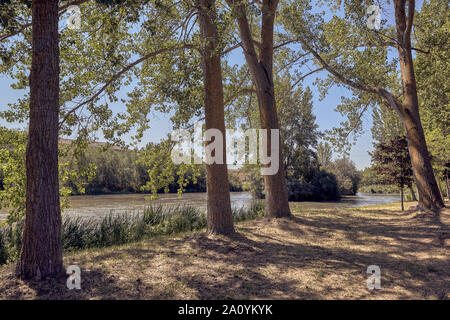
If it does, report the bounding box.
[0,229,7,265]
[233,200,265,222]
[0,219,23,264]
[287,170,340,201]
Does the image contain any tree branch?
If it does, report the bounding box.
[59,44,195,127]
[290,67,324,90]
[0,0,89,42]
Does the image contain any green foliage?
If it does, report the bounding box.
[239,74,342,201]
[279,84,321,178]
[371,136,414,189]
[0,127,26,224]
[228,171,243,192]
[0,229,6,265]
[326,158,361,195]
[317,142,332,168]
[137,138,203,199]
[0,219,23,264]
[415,0,450,181]
[371,105,404,144]
[279,0,399,154]
[287,169,340,201]
[359,166,399,194]
[65,145,146,194]
[241,164,265,199]
[0,129,98,224]
[232,200,265,222]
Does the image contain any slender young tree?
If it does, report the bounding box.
[371,105,418,201]
[16,0,63,279]
[196,0,234,234]
[372,136,414,211]
[226,0,291,218]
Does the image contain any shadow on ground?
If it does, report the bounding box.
[0,204,448,299]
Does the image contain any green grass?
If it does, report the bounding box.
[0,201,265,265]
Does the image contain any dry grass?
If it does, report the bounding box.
[0,201,449,300]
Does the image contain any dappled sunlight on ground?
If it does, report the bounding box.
[0,201,448,299]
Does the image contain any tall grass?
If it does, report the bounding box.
[0,201,265,265]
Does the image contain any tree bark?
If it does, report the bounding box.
[393,0,445,212]
[435,173,444,201]
[445,173,449,201]
[227,0,291,218]
[401,186,404,211]
[196,0,235,235]
[16,0,63,280]
[408,183,417,201]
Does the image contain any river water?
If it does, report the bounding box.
[0,192,400,221]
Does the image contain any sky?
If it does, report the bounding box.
[0,59,374,170]
[2,0,418,170]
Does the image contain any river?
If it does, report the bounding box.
[0,192,400,221]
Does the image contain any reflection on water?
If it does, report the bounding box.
[350,193,400,206]
[0,192,400,221]
[292,193,400,210]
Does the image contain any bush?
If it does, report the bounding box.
[326,158,360,195]
[233,200,265,222]
[0,219,23,264]
[0,229,7,265]
[287,170,340,201]
[241,165,265,199]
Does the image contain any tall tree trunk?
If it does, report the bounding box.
[401,186,404,211]
[197,0,234,235]
[445,173,449,201]
[16,0,63,280]
[436,174,444,201]
[408,183,417,201]
[393,0,444,212]
[227,0,291,218]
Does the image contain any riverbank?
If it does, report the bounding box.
[1,201,448,299]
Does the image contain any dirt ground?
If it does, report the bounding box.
[1,202,449,300]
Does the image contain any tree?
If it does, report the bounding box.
[0,127,27,224]
[327,158,360,196]
[282,0,445,212]
[226,0,291,218]
[317,142,332,168]
[371,105,405,144]
[371,105,417,200]
[372,136,414,211]
[15,0,63,280]
[414,0,449,202]
[4,0,157,280]
[444,163,450,200]
[196,0,234,234]
[277,83,320,176]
